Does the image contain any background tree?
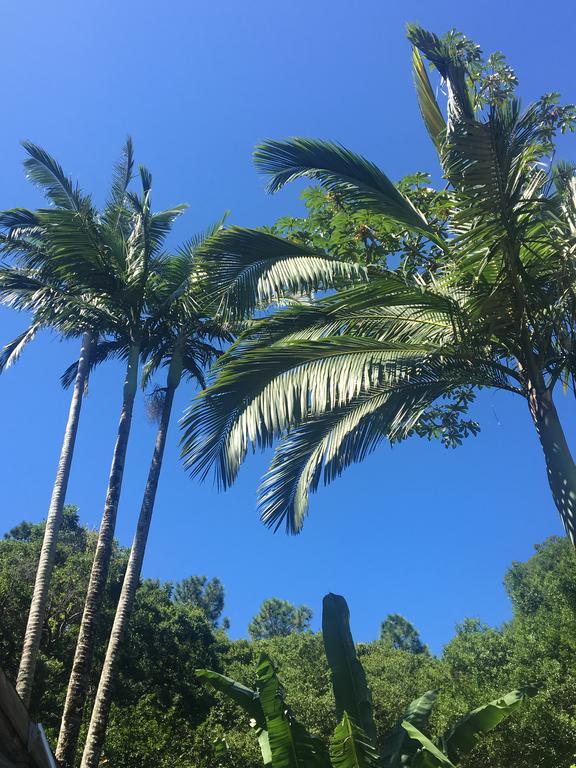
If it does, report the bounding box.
[379,614,427,655]
[248,598,313,640]
[3,510,576,767]
[174,575,226,627]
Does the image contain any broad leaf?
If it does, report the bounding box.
[196,668,272,765]
[195,668,264,729]
[322,595,377,744]
[257,653,330,767]
[381,690,438,767]
[401,722,456,768]
[329,713,381,768]
[440,686,537,763]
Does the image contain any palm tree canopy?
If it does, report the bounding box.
[181,25,576,533]
[0,140,188,376]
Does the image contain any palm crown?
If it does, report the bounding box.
[181,25,576,539]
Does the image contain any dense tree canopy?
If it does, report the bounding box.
[2,510,576,767]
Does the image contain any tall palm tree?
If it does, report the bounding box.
[181,26,576,543]
[79,227,231,768]
[80,225,365,767]
[0,140,135,707]
[52,165,188,768]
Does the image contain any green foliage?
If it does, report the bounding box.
[380,615,428,655]
[182,23,576,541]
[322,594,377,743]
[198,594,529,768]
[329,713,381,768]
[249,598,313,640]
[3,511,576,767]
[174,575,226,627]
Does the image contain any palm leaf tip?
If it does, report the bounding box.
[21,141,85,211]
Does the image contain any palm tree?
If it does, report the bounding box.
[79,226,232,768]
[181,26,576,542]
[0,141,135,707]
[79,224,365,766]
[52,165,188,768]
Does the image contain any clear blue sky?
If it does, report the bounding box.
[1,0,575,654]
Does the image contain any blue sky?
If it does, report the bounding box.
[1,0,575,654]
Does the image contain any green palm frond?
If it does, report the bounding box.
[406,24,474,127]
[254,138,443,244]
[103,137,135,234]
[0,323,40,373]
[196,226,366,320]
[412,47,446,153]
[21,142,90,213]
[257,355,514,533]
[182,337,451,489]
[60,338,126,389]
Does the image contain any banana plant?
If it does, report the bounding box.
[197,594,535,767]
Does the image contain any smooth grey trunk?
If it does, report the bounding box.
[528,385,576,545]
[56,343,140,768]
[16,330,94,708]
[80,378,177,768]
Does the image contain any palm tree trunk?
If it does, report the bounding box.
[80,379,177,768]
[528,385,576,545]
[16,330,94,708]
[56,343,140,768]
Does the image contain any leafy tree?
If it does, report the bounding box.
[248,598,313,640]
[181,26,576,545]
[380,615,427,655]
[174,575,226,626]
[0,512,220,767]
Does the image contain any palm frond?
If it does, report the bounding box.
[254,138,443,244]
[412,47,446,152]
[196,226,366,320]
[0,323,40,373]
[21,142,88,212]
[60,338,126,389]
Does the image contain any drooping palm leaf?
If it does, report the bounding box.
[22,142,91,213]
[196,226,366,320]
[0,323,40,372]
[254,138,443,245]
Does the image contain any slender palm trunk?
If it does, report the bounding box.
[80,378,177,768]
[56,343,140,768]
[16,330,94,708]
[528,385,576,545]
